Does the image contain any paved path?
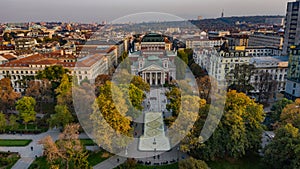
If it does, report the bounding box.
[93,155,127,169]
[0,129,90,169]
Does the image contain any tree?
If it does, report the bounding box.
[130,76,150,92]
[185,90,265,160]
[166,87,181,117]
[39,124,91,169]
[55,74,73,110]
[280,99,300,129]
[175,50,188,80]
[263,123,300,169]
[120,84,145,119]
[48,105,74,129]
[36,65,70,90]
[95,74,111,96]
[190,63,206,78]
[26,79,52,102]
[269,98,293,127]
[0,78,20,112]
[8,114,19,131]
[0,112,6,133]
[227,64,254,94]
[16,96,36,130]
[90,81,132,151]
[25,79,53,111]
[196,76,211,101]
[179,157,208,169]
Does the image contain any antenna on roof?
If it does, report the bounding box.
[221,9,224,18]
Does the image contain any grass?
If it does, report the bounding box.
[207,152,266,169]
[80,139,97,146]
[0,139,32,147]
[28,156,50,169]
[28,150,111,168]
[87,150,112,166]
[0,152,20,169]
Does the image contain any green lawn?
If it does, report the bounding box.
[28,156,50,169]
[29,150,111,168]
[208,152,267,169]
[80,139,97,146]
[0,139,32,147]
[87,150,112,166]
[0,152,20,169]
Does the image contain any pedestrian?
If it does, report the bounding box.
[117,158,119,163]
[31,146,33,151]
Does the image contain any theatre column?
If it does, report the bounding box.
[155,72,158,85]
[150,72,152,85]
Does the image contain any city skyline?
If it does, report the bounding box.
[0,0,291,23]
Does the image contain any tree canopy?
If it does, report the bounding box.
[183,90,265,160]
[16,96,36,129]
[179,157,208,169]
[0,78,20,112]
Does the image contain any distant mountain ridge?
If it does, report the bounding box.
[190,15,284,31]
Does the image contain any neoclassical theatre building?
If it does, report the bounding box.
[129,33,177,86]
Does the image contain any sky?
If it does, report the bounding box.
[0,0,292,23]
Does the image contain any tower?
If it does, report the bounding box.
[283,0,300,55]
[284,1,300,100]
[221,9,224,18]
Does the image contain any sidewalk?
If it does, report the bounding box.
[0,128,90,169]
[93,155,127,169]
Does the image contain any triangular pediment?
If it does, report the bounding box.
[141,64,164,71]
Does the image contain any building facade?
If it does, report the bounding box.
[283,0,300,55]
[0,53,109,92]
[248,32,283,49]
[285,45,300,100]
[129,33,176,86]
[250,56,289,101]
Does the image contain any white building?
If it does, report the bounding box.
[250,56,289,96]
[0,53,110,92]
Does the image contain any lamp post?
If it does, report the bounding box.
[177,146,180,162]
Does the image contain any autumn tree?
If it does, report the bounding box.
[39,124,91,169]
[16,96,36,130]
[55,74,73,110]
[268,98,293,128]
[176,50,188,80]
[36,65,70,90]
[263,124,300,169]
[179,157,208,169]
[119,84,145,119]
[0,78,20,112]
[130,76,150,92]
[184,90,265,160]
[166,87,181,116]
[90,81,132,151]
[196,76,212,101]
[9,114,19,131]
[48,105,74,129]
[0,112,6,133]
[279,99,300,129]
[25,79,52,103]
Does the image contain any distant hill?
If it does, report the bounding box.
[190,15,284,31]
